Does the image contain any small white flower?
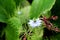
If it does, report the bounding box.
[18,11,22,14]
[28,18,42,27]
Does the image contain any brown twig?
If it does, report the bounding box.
[40,16,60,32]
[21,33,27,40]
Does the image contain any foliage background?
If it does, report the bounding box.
[0,0,60,40]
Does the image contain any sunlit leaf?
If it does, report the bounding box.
[5,17,22,40]
[27,27,43,40]
[30,0,56,19]
[14,6,30,24]
[20,6,30,24]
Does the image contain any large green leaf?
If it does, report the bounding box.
[0,6,8,22]
[30,0,56,19]
[0,0,16,16]
[5,17,22,40]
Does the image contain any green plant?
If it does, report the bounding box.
[1,0,60,40]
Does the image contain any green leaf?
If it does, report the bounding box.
[14,0,30,8]
[42,11,51,18]
[14,0,25,6]
[5,17,22,40]
[27,27,43,40]
[30,0,56,19]
[14,6,30,24]
[0,6,8,22]
[0,0,16,16]
[20,6,30,24]
[14,0,22,6]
